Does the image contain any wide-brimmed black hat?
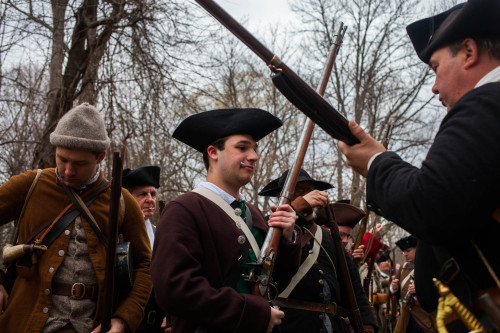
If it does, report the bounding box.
[122,166,161,189]
[396,235,418,251]
[406,0,500,64]
[258,169,333,197]
[172,108,282,153]
[315,200,366,228]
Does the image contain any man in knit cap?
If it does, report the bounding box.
[0,103,152,333]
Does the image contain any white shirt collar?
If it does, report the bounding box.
[195,181,245,205]
[475,65,500,88]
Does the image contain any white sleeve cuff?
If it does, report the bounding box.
[367,152,383,172]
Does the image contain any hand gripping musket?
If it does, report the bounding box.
[245,23,347,300]
[393,275,415,333]
[324,202,365,333]
[101,152,123,332]
[193,0,359,146]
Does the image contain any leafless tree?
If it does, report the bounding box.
[289,0,441,206]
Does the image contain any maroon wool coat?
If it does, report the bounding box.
[151,191,301,333]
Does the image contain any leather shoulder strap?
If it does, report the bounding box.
[192,187,260,258]
[279,226,322,298]
[11,169,43,244]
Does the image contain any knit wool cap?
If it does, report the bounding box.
[50,103,110,152]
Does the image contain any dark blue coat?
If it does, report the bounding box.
[366,82,500,312]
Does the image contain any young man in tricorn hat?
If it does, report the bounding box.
[259,170,376,333]
[151,108,301,333]
[0,103,152,332]
[338,0,500,330]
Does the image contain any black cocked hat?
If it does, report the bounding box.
[406,0,500,64]
[171,108,282,153]
[396,235,418,251]
[122,166,161,189]
[314,200,366,228]
[258,169,333,197]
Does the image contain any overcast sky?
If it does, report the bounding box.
[218,0,295,27]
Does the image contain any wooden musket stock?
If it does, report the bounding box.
[193,0,359,146]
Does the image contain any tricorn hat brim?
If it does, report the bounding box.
[258,169,333,197]
[122,166,161,189]
[407,0,500,64]
[396,235,418,251]
[172,108,282,153]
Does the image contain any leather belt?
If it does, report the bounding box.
[271,297,348,317]
[52,282,98,301]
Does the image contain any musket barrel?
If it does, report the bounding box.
[194,0,359,145]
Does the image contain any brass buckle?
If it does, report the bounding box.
[71,282,86,300]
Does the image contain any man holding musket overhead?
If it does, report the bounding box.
[338,0,500,331]
[0,103,152,332]
[151,108,301,333]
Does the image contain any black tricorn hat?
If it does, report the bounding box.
[122,166,161,189]
[377,250,391,263]
[330,201,366,228]
[315,200,366,228]
[258,169,333,197]
[171,108,282,153]
[406,0,500,64]
[396,235,418,251]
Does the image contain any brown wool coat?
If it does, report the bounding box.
[0,168,152,332]
[151,192,301,333]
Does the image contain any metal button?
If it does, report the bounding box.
[309,249,313,254]
[235,222,242,229]
[58,250,65,256]
[234,208,242,216]
[319,269,324,275]
[43,307,49,313]
[49,267,55,273]
[237,235,246,244]
[44,289,50,295]
[319,279,324,285]
[64,230,70,236]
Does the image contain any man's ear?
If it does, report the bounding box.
[206,145,219,163]
[462,38,479,70]
[97,151,106,164]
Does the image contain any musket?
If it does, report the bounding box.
[388,249,398,331]
[193,0,359,146]
[353,123,394,258]
[325,204,364,333]
[101,152,123,332]
[246,24,347,299]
